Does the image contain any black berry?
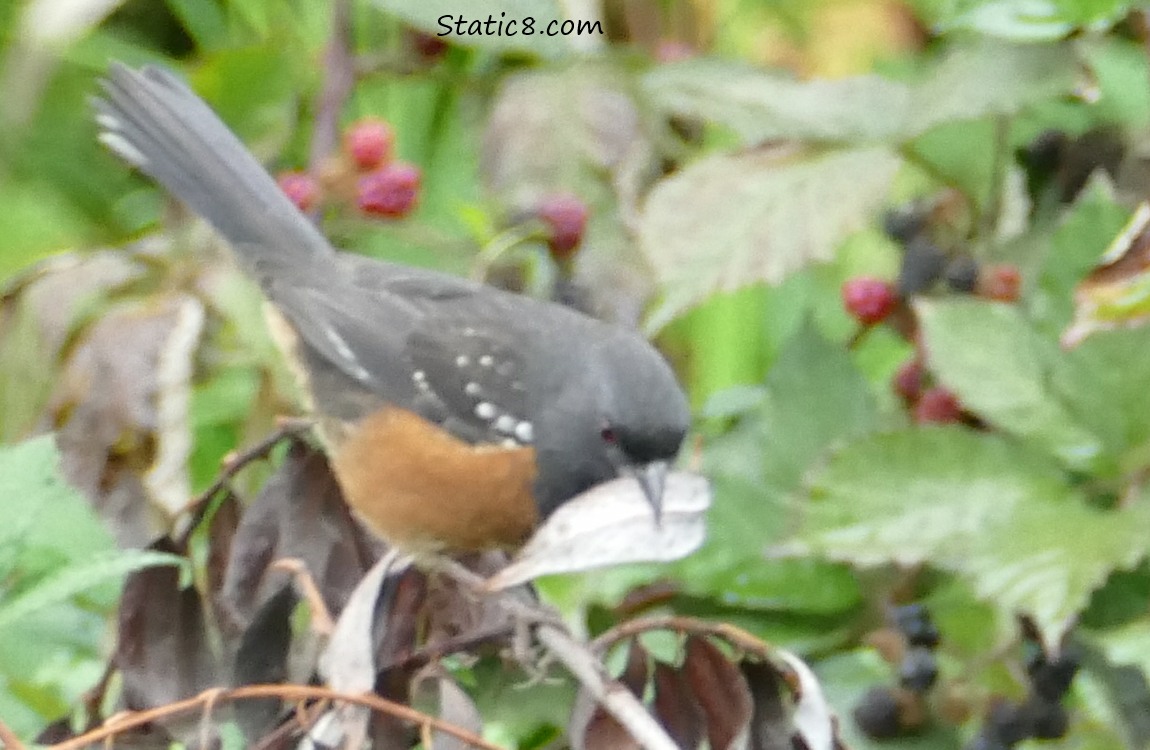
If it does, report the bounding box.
[899,646,939,693]
[853,686,903,739]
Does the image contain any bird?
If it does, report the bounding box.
[94,64,690,556]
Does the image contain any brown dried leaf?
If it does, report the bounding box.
[741,660,794,750]
[116,538,219,716]
[683,636,753,750]
[232,582,298,740]
[218,441,380,629]
[48,293,204,547]
[653,660,705,749]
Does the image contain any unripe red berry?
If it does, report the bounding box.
[411,30,449,60]
[344,118,394,171]
[979,264,1022,302]
[892,358,925,405]
[538,193,589,260]
[357,163,421,218]
[276,171,320,212]
[842,277,898,325]
[915,387,962,424]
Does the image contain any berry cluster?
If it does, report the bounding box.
[853,603,943,739]
[891,356,964,425]
[275,117,422,220]
[965,645,1077,749]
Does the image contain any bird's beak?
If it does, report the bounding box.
[635,460,669,524]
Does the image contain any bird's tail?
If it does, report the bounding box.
[94,63,333,274]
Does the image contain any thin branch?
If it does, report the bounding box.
[308,0,356,181]
[271,557,336,635]
[174,418,311,545]
[46,684,502,750]
[591,614,774,660]
[440,562,679,750]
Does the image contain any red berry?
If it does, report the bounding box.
[277,171,320,212]
[344,118,394,171]
[538,193,589,260]
[411,30,449,60]
[979,264,1022,302]
[914,387,962,424]
[842,277,898,325]
[892,359,925,405]
[357,162,421,218]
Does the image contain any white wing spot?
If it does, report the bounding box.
[455,355,470,367]
[412,370,426,382]
[475,402,496,420]
[495,415,516,433]
[479,355,494,367]
[515,421,534,443]
[324,327,372,382]
[464,382,482,396]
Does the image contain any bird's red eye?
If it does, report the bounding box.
[600,426,617,444]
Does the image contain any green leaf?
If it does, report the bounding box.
[917,298,1103,469]
[1081,36,1150,128]
[642,42,1077,147]
[786,427,1150,649]
[0,435,111,558]
[1054,326,1150,469]
[0,550,187,633]
[642,147,901,330]
[1038,178,1130,331]
[669,322,875,611]
[644,59,908,144]
[370,0,572,57]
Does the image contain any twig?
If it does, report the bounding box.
[440,562,679,750]
[271,557,336,635]
[591,614,773,660]
[307,0,356,181]
[535,625,677,750]
[0,716,26,749]
[45,684,502,750]
[175,418,311,545]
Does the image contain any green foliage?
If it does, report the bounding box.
[5,0,1150,746]
[0,437,186,736]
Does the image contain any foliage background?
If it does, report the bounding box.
[3,0,1150,747]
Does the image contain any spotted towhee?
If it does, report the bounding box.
[95,65,689,555]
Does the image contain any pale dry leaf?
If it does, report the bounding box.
[486,471,711,590]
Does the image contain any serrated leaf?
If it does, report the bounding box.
[642,147,901,330]
[0,435,111,558]
[917,298,1103,469]
[1054,325,1150,470]
[785,427,1150,650]
[673,323,873,611]
[643,42,1077,147]
[904,41,1078,134]
[644,60,908,144]
[0,550,187,633]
